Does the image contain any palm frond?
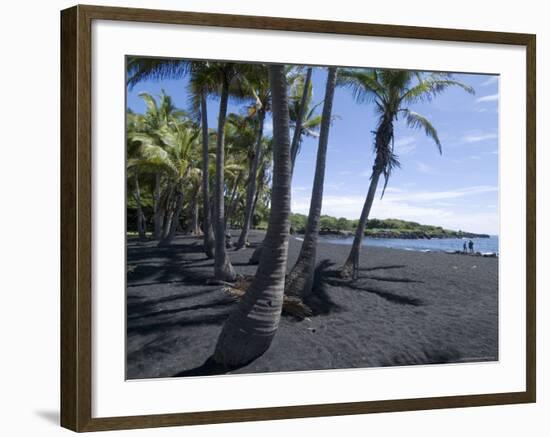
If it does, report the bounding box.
[380,152,401,199]
[126,58,190,89]
[337,69,386,105]
[403,110,442,153]
[400,75,475,105]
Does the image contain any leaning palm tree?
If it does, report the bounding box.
[235,66,272,249]
[338,69,474,278]
[290,66,312,172]
[187,63,227,258]
[285,67,338,298]
[213,64,292,368]
[210,62,241,281]
[247,67,320,264]
[224,113,258,227]
[288,67,324,174]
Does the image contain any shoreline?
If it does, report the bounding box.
[309,231,493,239]
[292,234,499,257]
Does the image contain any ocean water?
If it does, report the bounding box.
[316,235,499,255]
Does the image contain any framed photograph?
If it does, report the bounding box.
[60,4,536,432]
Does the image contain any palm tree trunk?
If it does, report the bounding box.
[285,67,338,298]
[248,68,311,263]
[340,167,382,279]
[213,64,292,367]
[191,191,200,235]
[200,88,215,258]
[214,74,236,281]
[162,201,173,240]
[160,185,175,240]
[341,113,394,278]
[290,67,312,175]
[159,190,184,246]
[153,173,162,240]
[225,172,242,227]
[236,110,265,249]
[251,184,261,219]
[133,172,147,240]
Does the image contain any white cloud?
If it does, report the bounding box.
[263,119,273,135]
[476,93,499,103]
[338,170,352,176]
[380,185,498,202]
[462,132,498,143]
[394,136,417,155]
[416,162,434,174]
[291,185,499,234]
[481,76,499,86]
[325,182,345,191]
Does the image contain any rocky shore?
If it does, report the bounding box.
[310,229,491,239]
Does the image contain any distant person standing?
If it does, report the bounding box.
[468,240,474,254]
[463,241,467,253]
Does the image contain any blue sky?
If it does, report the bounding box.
[127,66,499,235]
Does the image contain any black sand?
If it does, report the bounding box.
[126,230,498,379]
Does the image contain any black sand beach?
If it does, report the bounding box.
[126,230,498,379]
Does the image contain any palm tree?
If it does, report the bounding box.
[187,63,224,258]
[139,91,188,241]
[127,91,188,241]
[126,110,148,239]
[213,64,292,368]
[211,63,240,281]
[130,172,147,239]
[129,107,201,246]
[337,69,474,278]
[127,60,190,240]
[236,66,271,249]
[162,122,201,245]
[197,79,216,256]
[224,113,258,227]
[127,58,218,257]
[250,138,273,224]
[289,67,320,173]
[285,67,338,298]
[247,67,320,264]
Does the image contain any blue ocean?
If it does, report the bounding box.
[316,235,499,255]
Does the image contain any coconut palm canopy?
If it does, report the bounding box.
[128,65,497,235]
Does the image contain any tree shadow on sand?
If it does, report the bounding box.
[127,240,206,261]
[172,356,255,377]
[380,346,462,366]
[361,264,406,272]
[127,287,218,312]
[361,275,423,284]
[323,268,424,306]
[128,263,213,287]
[169,261,345,378]
[307,260,344,315]
[127,309,233,337]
